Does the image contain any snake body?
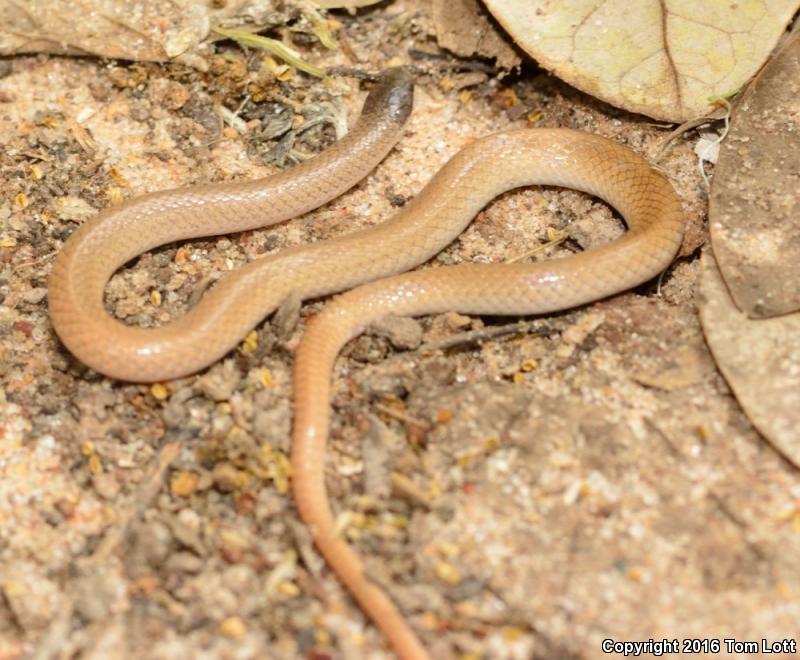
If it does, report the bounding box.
[48,69,685,659]
[49,69,414,382]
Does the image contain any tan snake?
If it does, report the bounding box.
[48,69,685,659]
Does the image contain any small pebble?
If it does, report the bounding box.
[212,462,243,493]
[198,363,240,401]
[164,551,205,574]
[150,382,170,400]
[370,315,423,350]
[92,472,121,500]
[219,616,247,639]
[21,287,47,304]
[442,312,472,330]
[171,471,199,497]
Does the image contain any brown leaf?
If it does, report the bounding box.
[709,32,800,318]
[698,249,800,468]
[0,0,294,62]
[0,0,207,61]
[433,0,521,70]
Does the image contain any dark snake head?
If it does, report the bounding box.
[363,67,414,126]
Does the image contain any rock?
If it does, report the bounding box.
[370,315,423,350]
[198,362,240,402]
[212,462,243,493]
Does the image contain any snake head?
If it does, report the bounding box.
[363,66,414,126]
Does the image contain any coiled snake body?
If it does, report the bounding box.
[48,69,685,659]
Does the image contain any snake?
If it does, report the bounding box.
[47,68,685,659]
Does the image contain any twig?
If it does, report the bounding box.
[325,66,377,81]
[390,472,434,509]
[373,402,431,430]
[408,48,499,76]
[653,107,728,163]
[505,230,569,264]
[416,320,553,353]
[655,87,741,165]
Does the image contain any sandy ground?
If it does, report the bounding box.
[1,4,798,659]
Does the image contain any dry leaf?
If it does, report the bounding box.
[708,32,800,318]
[483,0,800,121]
[698,250,800,468]
[0,0,297,62]
[0,0,208,61]
[433,0,521,70]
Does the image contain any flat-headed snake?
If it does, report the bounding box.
[48,68,685,659]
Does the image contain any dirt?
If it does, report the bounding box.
[0,3,798,659]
